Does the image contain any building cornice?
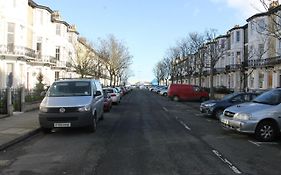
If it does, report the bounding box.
[216,34,230,40]
[28,0,53,13]
[246,4,281,22]
[29,0,79,35]
[228,25,244,33]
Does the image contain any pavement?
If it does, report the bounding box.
[0,110,41,151]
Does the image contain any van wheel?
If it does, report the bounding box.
[89,115,97,133]
[173,96,179,101]
[255,121,277,142]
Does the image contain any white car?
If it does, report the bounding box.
[159,88,168,96]
[103,87,121,104]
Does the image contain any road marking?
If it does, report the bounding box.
[179,120,191,131]
[163,107,168,112]
[248,140,261,147]
[212,150,242,174]
[195,113,203,116]
[255,141,278,145]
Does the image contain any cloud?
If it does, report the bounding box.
[210,0,267,18]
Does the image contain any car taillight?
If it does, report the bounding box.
[111,94,116,97]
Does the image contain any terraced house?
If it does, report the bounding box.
[0,0,110,89]
[174,1,281,92]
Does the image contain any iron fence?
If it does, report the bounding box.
[0,89,7,114]
[11,88,21,112]
[25,89,44,103]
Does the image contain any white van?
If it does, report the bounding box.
[39,79,104,133]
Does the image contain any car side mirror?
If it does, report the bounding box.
[94,91,102,97]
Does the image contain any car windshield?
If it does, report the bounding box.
[221,92,239,101]
[252,90,281,105]
[47,81,91,97]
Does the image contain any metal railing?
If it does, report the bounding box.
[34,55,57,65]
[0,44,36,58]
[0,89,7,114]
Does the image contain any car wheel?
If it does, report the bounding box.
[41,127,52,134]
[163,92,167,96]
[255,120,278,142]
[89,115,97,133]
[215,109,224,119]
[173,96,179,101]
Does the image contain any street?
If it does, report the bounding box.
[1,89,281,175]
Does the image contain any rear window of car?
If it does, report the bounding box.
[104,89,114,93]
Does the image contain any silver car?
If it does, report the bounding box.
[220,88,281,142]
[39,79,104,133]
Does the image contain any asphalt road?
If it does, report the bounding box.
[1,89,281,175]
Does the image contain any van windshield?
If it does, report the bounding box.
[47,81,91,97]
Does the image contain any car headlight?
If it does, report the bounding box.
[233,113,252,120]
[78,105,91,112]
[205,103,216,107]
[39,106,48,113]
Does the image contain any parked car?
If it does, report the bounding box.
[39,79,104,133]
[159,87,168,96]
[200,92,259,119]
[156,86,167,94]
[103,90,112,112]
[220,88,281,142]
[167,84,209,102]
[114,87,123,97]
[103,87,121,104]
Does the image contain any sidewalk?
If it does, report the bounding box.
[0,110,41,151]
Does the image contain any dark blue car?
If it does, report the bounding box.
[200,92,259,119]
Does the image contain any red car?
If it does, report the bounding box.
[167,84,209,102]
[103,90,112,112]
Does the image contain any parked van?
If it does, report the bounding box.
[167,84,209,102]
[39,79,104,133]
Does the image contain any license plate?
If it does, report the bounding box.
[54,123,71,127]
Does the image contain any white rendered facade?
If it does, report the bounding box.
[0,0,108,89]
[175,2,281,92]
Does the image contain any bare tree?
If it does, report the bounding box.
[95,35,132,86]
[256,0,281,40]
[70,38,99,78]
[162,57,173,85]
[204,29,228,98]
[153,61,165,85]
[188,32,205,86]
[241,34,272,90]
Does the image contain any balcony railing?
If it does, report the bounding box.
[0,44,36,58]
[247,56,281,68]
[215,68,225,74]
[33,55,57,65]
[55,60,67,68]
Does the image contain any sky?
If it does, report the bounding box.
[35,0,266,83]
